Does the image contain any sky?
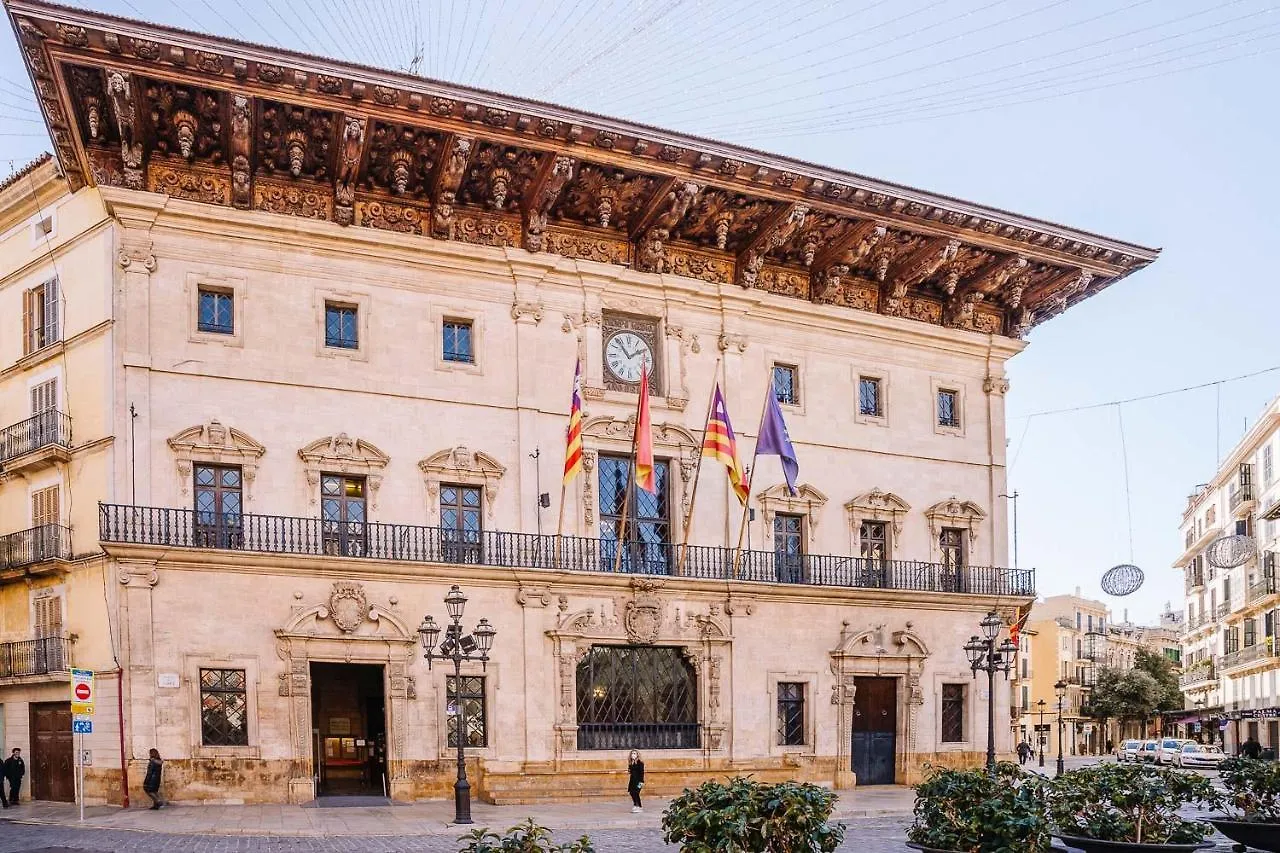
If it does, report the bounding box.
[2,0,1278,624]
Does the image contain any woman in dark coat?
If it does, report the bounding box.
[143,748,166,809]
[627,749,645,813]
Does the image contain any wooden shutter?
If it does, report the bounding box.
[32,485,59,527]
[22,287,33,355]
[43,278,58,344]
[33,594,62,639]
[31,378,57,414]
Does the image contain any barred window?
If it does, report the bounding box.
[777,682,806,746]
[324,302,358,349]
[443,320,474,363]
[941,683,966,743]
[447,675,487,748]
[773,365,799,405]
[200,668,248,746]
[937,389,960,428]
[858,377,882,417]
[198,288,234,334]
[576,645,698,750]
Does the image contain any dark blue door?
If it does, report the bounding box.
[852,676,897,785]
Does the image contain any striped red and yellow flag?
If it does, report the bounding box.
[702,383,749,505]
[562,359,584,485]
[635,363,656,494]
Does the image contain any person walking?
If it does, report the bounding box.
[3,748,24,806]
[627,749,645,813]
[1017,740,1031,765]
[142,748,166,809]
[1242,736,1263,759]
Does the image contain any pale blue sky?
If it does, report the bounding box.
[3,0,1277,622]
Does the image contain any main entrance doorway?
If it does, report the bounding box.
[30,702,74,802]
[851,676,897,786]
[310,663,387,796]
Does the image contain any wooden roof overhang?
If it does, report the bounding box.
[6,0,1159,338]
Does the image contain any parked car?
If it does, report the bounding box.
[1116,739,1142,762]
[1155,737,1194,765]
[1140,739,1159,762]
[1175,742,1226,769]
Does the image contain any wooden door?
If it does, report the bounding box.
[852,677,897,785]
[30,702,74,802]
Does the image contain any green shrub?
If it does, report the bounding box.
[1047,762,1222,844]
[457,818,595,853]
[661,776,845,852]
[1219,757,1280,822]
[907,762,1051,853]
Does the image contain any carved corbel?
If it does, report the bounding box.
[229,94,253,209]
[632,179,702,274]
[735,203,809,288]
[883,237,959,316]
[810,220,886,301]
[943,291,984,328]
[333,115,368,226]
[431,134,474,240]
[521,154,575,252]
[105,70,144,189]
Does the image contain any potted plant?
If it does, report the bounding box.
[906,762,1051,853]
[1048,762,1223,852]
[457,819,595,853]
[1210,757,1280,852]
[660,776,844,852]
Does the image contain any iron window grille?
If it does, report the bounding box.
[773,513,805,584]
[575,645,699,750]
[772,365,799,406]
[194,464,243,549]
[321,474,367,556]
[941,683,966,743]
[937,389,960,428]
[324,302,359,349]
[447,675,487,748]
[777,682,806,746]
[200,668,249,746]
[443,320,474,363]
[197,288,234,334]
[858,377,882,417]
[598,454,671,574]
[440,484,482,564]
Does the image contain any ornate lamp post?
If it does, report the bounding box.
[964,611,1018,772]
[1055,678,1068,776]
[1035,698,1047,767]
[418,585,496,825]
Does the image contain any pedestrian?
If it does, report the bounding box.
[627,749,645,813]
[3,748,24,806]
[1242,736,1263,760]
[1016,741,1031,765]
[142,748,165,809]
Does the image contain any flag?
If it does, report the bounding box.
[635,363,656,494]
[756,388,799,495]
[1009,601,1034,650]
[562,359,584,485]
[702,384,749,505]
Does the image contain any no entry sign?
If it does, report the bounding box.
[70,669,94,717]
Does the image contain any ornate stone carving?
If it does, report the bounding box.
[105,70,144,189]
[147,81,222,163]
[258,101,334,180]
[333,115,367,225]
[757,483,827,527]
[146,161,230,205]
[517,585,553,607]
[736,203,809,288]
[522,154,575,251]
[665,247,733,283]
[325,581,369,633]
[167,419,265,498]
[543,228,629,265]
[554,164,657,231]
[299,433,390,508]
[844,489,911,536]
[581,450,597,526]
[355,199,430,234]
[884,237,960,315]
[983,375,1011,395]
[229,94,251,209]
[924,497,987,542]
[364,121,440,198]
[460,142,541,212]
[456,211,519,247]
[623,579,664,644]
[253,178,332,220]
[431,135,474,239]
[418,446,507,516]
[634,180,701,274]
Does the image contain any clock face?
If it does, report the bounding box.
[605,332,654,383]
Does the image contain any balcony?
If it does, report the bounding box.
[1,524,72,575]
[1217,602,1231,619]
[99,504,1036,597]
[1179,663,1217,688]
[1186,569,1205,593]
[1249,577,1278,605]
[0,636,71,680]
[0,410,72,473]
[1222,641,1278,672]
[1230,465,1255,518]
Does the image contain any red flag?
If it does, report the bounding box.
[701,383,748,504]
[563,359,584,485]
[635,363,656,494]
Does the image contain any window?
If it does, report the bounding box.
[29,378,60,449]
[1021,657,1028,679]
[443,319,474,363]
[1087,614,1093,632]
[773,513,805,584]
[194,464,243,549]
[937,389,960,428]
[1076,611,1082,630]
[446,675,487,748]
[599,454,670,574]
[33,592,62,639]
[32,592,65,670]
[1245,618,1257,648]
[777,682,806,746]
[772,364,799,406]
[440,483,482,563]
[576,645,698,750]
[321,474,367,556]
[200,668,249,746]
[30,485,62,561]
[22,278,58,355]
[1021,685,1030,711]
[32,213,53,240]
[197,288,234,334]
[940,527,966,571]
[1265,445,1274,488]
[324,302,359,349]
[32,485,59,527]
[941,683,966,743]
[859,520,888,564]
[858,377,882,417]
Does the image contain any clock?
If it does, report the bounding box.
[604,331,654,384]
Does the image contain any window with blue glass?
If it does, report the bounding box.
[440,483,482,564]
[773,364,799,405]
[325,302,358,349]
[598,454,670,574]
[937,389,960,427]
[198,288,234,334]
[443,320,474,363]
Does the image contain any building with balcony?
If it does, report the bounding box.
[0,2,1156,805]
[1177,395,1280,753]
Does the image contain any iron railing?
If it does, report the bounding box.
[576,722,700,751]
[1179,664,1217,688]
[0,636,70,678]
[0,410,71,464]
[1,524,71,570]
[1222,641,1278,671]
[1249,577,1278,604]
[100,504,1035,596]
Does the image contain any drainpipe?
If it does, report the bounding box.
[115,668,129,807]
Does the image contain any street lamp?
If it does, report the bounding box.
[1035,699,1047,768]
[1055,679,1068,776]
[418,585,496,825]
[964,610,1018,772]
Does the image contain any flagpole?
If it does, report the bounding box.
[678,357,723,576]
[732,375,773,580]
[554,479,568,566]
[612,420,639,574]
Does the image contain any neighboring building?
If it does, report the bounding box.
[0,2,1155,804]
[1025,592,1110,756]
[1176,395,1280,753]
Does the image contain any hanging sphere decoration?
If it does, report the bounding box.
[1101,564,1145,597]
[1206,534,1257,569]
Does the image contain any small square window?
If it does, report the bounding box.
[198,288,234,335]
[859,377,882,417]
[443,320,474,364]
[325,302,359,349]
[941,683,966,743]
[937,389,960,428]
[773,365,799,406]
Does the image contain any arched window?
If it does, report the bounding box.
[576,645,698,750]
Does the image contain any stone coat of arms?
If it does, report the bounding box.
[623,581,663,644]
[325,581,369,633]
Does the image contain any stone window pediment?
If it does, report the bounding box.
[924,497,987,542]
[844,488,911,536]
[168,420,265,499]
[757,483,828,528]
[298,433,389,509]
[418,446,507,518]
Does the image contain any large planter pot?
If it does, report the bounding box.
[1054,835,1214,853]
[906,844,967,853]
[1208,818,1280,852]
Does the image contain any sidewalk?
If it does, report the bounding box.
[0,786,914,837]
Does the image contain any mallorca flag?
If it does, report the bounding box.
[1009,600,1034,650]
[635,363,656,494]
[702,384,749,505]
[562,359,584,485]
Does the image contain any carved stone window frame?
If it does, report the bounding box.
[432,303,485,376]
[184,654,261,759]
[845,489,911,556]
[432,661,501,760]
[315,287,370,362]
[298,433,390,511]
[853,364,890,428]
[167,420,266,502]
[767,670,819,756]
[924,497,987,545]
[766,348,806,416]
[931,376,967,437]
[580,416,699,535]
[186,271,246,348]
[418,447,507,520]
[757,483,828,545]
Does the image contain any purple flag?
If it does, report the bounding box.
[756,389,799,496]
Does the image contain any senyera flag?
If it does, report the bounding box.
[562,358,584,485]
[635,363,656,494]
[702,383,748,505]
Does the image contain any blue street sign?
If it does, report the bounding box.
[72,719,92,734]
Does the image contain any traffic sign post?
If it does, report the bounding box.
[70,669,94,822]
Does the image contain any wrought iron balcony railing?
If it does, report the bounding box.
[0,636,70,678]
[1,524,72,570]
[1230,485,1255,511]
[1249,577,1278,604]
[1222,641,1278,671]
[0,410,71,465]
[1179,664,1217,688]
[99,504,1036,597]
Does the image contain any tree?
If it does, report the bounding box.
[1134,649,1183,714]
[1088,667,1159,727]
